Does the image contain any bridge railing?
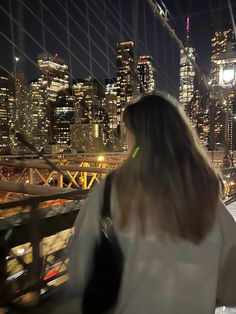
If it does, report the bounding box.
[0,155,124,202]
[0,189,88,309]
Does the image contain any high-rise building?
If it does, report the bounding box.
[53,89,75,145]
[179,18,196,121]
[0,74,10,154]
[10,73,35,154]
[37,53,70,144]
[73,78,101,123]
[116,41,136,151]
[103,79,119,150]
[116,41,135,124]
[208,25,236,151]
[70,123,104,153]
[193,79,209,146]
[137,55,156,93]
[31,79,49,150]
[37,53,69,102]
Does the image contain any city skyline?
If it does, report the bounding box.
[0,39,157,154]
[0,0,236,156]
[0,0,235,96]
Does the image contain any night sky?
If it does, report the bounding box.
[0,0,235,98]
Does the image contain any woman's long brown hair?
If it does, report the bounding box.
[115,93,220,243]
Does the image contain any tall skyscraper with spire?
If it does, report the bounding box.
[179,17,196,124]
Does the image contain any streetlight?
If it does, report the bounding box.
[219,66,235,86]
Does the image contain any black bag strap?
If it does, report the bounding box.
[101,172,113,219]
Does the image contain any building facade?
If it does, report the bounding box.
[70,123,104,153]
[0,74,10,154]
[116,41,135,125]
[179,46,196,121]
[209,25,236,152]
[137,55,156,93]
[53,89,75,145]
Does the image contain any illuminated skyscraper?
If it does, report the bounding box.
[179,17,196,122]
[53,89,75,145]
[137,55,156,93]
[208,25,236,151]
[10,73,34,154]
[72,78,109,151]
[0,74,10,154]
[103,79,119,150]
[37,53,69,143]
[73,78,100,123]
[31,80,49,150]
[116,41,135,124]
[37,53,69,102]
[116,41,136,151]
[193,79,209,146]
[70,123,104,153]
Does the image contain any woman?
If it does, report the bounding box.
[71,93,236,313]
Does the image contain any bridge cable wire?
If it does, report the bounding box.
[118,0,123,41]
[2,1,124,154]
[100,0,179,95]
[0,11,81,135]
[38,0,127,142]
[8,0,18,129]
[39,0,46,54]
[228,0,236,40]
[37,0,114,80]
[93,0,169,93]
[146,0,209,91]
[85,1,95,122]
[53,0,131,145]
[65,0,73,87]
[169,4,236,21]
[1,1,119,141]
[54,0,117,72]
[143,0,148,52]
[80,0,146,94]
[2,2,106,86]
[104,0,111,80]
[40,0,120,141]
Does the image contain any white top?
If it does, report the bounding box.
[70,178,236,314]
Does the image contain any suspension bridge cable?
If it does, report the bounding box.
[39,0,46,53]
[101,0,179,94]
[147,0,209,90]
[0,8,97,141]
[104,0,111,80]
[65,0,73,86]
[39,1,113,80]
[8,0,17,128]
[118,0,123,41]
[228,0,236,40]
[1,3,83,110]
[169,3,236,20]
[143,0,148,52]
[16,1,108,89]
[85,1,95,121]
[104,0,180,93]
[1,1,121,152]
[68,0,118,57]
[54,0,117,72]
[83,0,146,94]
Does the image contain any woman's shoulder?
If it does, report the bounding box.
[217,199,236,242]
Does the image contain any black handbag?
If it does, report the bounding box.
[82,173,124,314]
